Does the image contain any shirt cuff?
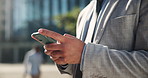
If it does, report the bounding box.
[58,64,68,70]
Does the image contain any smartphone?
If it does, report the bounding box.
[31,32,56,45]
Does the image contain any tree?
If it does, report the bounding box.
[54,7,80,36]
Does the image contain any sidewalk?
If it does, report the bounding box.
[0,64,71,78]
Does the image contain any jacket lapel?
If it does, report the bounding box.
[93,0,119,43]
[85,0,98,43]
[76,0,95,39]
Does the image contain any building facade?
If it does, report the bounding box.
[0,0,91,63]
[0,0,6,41]
[12,0,90,41]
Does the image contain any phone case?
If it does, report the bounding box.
[31,32,56,45]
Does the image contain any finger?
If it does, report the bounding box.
[44,50,53,56]
[38,28,66,42]
[50,56,59,61]
[54,57,67,65]
[50,50,63,58]
[50,51,64,62]
[44,43,64,51]
[64,34,75,38]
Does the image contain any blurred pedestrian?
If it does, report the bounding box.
[23,46,43,78]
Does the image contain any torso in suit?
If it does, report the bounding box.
[57,0,148,78]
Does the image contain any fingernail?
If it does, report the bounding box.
[38,29,43,33]
[63,33,68,36]
[43,45,46,49]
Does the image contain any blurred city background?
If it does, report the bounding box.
[0,0,90,78]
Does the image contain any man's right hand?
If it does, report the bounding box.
[37,28,85,65]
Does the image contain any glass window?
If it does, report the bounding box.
[52,0,59,16]
[43,0,50,25]
[80,0,86,8]
[61,0,68,14]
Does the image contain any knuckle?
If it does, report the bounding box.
[45,50,52,55]
[62,37,67,42]
[62,53,67,58]
[44,45,50,49]
[63,57,68,62]
[62,44,66,50]
[51,51,56,56]
[59,45,64,50]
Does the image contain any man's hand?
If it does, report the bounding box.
[38,28,85,65]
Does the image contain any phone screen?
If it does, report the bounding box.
[31,32,56,45]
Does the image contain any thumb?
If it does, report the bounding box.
[64,34,75,38]
[38,28,66,42]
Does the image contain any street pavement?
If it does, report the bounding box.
[0,64,71,78]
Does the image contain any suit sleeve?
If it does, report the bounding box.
[56,64,73,75]
[81,0,148,78]
[81,43,148,78]
[56,0,94,75]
